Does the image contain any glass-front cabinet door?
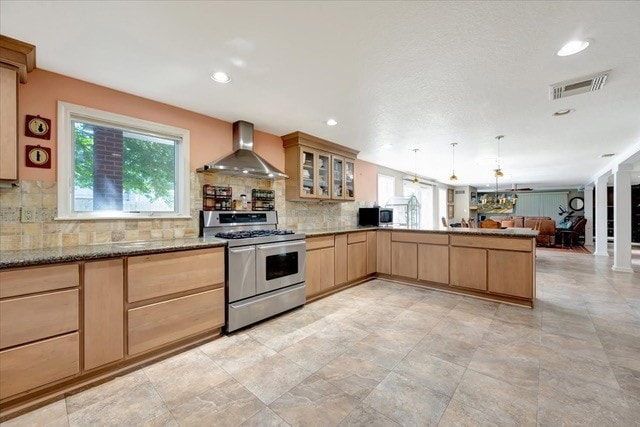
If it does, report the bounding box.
[332,155,344,199]
[345,158,355,200]
[317,151,331,199]
[300,148,315,198]
[282,132,358,202]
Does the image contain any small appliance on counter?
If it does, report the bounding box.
[358,207,393,226]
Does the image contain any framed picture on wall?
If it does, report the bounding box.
[447,204,454,219]
[447,189,454,204]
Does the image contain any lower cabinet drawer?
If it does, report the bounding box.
[450,235,532,252]
[347,232,367,244]
[127,288,224,356]
[306,235,334,251]
[0,263,79,299]
[392,231,448,245]
[128,248,225,303]
[0,332,80,400]
[0,289,79,349]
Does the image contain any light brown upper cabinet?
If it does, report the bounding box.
[330,155,356,201]
[0,66,18,181]
[282,131,358,201]
[329,154,356,201]
[0,35,35,183]
[297,147,331,200]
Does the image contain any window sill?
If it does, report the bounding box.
[55,214,193,221]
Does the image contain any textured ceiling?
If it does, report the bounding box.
[2,1,639,189]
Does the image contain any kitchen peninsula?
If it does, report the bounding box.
[304,226,538,308]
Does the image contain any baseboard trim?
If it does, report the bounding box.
[611,266,634,273]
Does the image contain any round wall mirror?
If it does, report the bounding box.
[569,196,584,211]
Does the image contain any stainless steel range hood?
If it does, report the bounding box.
[197,120,288,180]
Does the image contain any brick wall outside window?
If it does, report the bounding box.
[93,127,123,210]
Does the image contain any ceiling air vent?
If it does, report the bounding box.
[550,70,610,100]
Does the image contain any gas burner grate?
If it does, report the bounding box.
[215,229,295,239]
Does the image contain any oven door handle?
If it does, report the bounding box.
[229,246,256,254]
[256,240,306,251]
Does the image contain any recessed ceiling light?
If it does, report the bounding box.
[210,71,231,83]
[557,40,590,57]
[326,119,338,126]
[242,170,248,174]
[600,153,615,158]
[553,108,574,116]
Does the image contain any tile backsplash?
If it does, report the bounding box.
[0,173,368,250]
[0,176,200,251]
[276,198,363,230]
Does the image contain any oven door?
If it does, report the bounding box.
[256,240,306,294]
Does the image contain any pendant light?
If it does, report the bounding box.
[494,135,504,178]
[449,143,458,181]
[412,148,419,184]
[493,172,500,208]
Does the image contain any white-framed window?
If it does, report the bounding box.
[377,173,395,207]
[57,101,191,220]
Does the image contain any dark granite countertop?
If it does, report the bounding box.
[2,225,538,269]
[296,226,379,237]
[0,237,227,269]
[299,225,539,238]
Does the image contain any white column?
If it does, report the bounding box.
[613,164,633,272]
[583,185,594,247]
[594,174,609,256]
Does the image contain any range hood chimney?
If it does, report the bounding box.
[197,121,288,180]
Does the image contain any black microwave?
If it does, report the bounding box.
[358,207,393,226]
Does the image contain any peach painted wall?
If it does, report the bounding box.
[18,69,284,182]
[355,159,377,203]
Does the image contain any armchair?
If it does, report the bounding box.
[559,217,587,248]
[524,218,556,246]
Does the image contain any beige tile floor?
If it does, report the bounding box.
[4,248,640,426]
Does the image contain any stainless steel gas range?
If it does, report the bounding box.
[200,211,306,332]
